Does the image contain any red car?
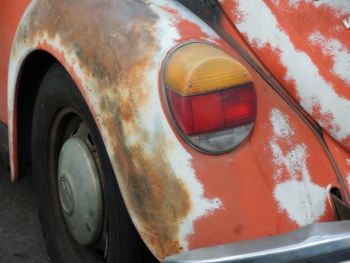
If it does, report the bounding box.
[1,0,350,262]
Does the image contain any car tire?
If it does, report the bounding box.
[31,63,157,263]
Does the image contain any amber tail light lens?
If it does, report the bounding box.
[163,43,257,153]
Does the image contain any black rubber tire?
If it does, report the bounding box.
[31,63,157,263]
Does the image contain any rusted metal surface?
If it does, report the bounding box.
[8,0,224,259]
[2,0,349,261]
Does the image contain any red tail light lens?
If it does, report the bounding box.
[163,43,257,153]
[223,85,256,127]
[165,84,256,153]
[166,84,256,136]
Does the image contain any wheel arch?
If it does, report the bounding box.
[8,0,227,260]
[15,50,57,180]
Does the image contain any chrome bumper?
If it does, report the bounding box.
[164,221,350,263]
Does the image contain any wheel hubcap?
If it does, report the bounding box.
[58,136,103,246]
[59,176,74,216]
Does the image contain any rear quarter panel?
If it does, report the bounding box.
[5,0,346,260]
[219,0,350,152]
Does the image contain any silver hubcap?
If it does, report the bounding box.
[59,176,74,216]
[58,136,103,246]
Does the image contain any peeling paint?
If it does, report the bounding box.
[286,0,350,16]
[270,108,294,139]
[224,0,350,151]
[309,31,350,85]
[5,0,346,260]
[274,180,327,227]
[269,108,327,227]
[8,0,223,259]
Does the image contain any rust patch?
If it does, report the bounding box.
[13,0,192,259]
[104,112,192,258]
[233,224,243,236]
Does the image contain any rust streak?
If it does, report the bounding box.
[13,0,192,259]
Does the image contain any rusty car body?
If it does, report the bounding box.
[2,0,350,262]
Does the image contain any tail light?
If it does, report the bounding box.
[162,43,257,153]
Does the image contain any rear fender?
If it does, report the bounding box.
[8,0,344,260]
[8,0,226,259]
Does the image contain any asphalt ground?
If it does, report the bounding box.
[0,164,50,262]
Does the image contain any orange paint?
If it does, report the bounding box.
[0,0,30,124]
[1,0,349,260]
[184,54,339,250]
[159,11,340,250]
[220,0,350,152]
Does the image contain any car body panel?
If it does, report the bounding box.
[219,0,350,152]
[0,0,348,261]
[0,1,30,123]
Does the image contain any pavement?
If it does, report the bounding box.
[0,164,50,262]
